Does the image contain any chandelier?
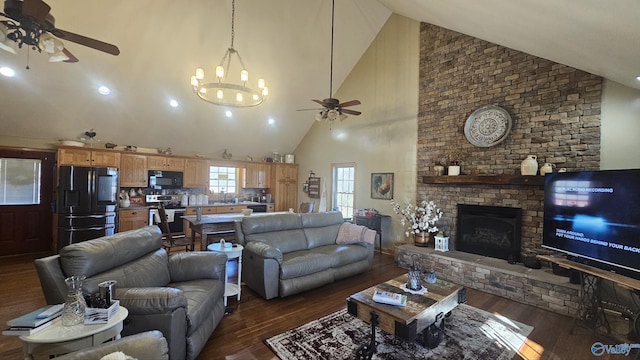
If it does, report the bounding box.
[190,0,268,107]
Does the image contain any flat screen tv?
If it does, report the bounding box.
[542,169,640,280]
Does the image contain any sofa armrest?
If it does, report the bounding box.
[245,241,283,264]
[115,287,188,315]
[54,330,169,360]
[168,251,227,282]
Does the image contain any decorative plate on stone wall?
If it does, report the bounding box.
[464,105,513,147]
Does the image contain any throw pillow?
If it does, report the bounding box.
[336,222,367,244]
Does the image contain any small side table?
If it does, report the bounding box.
[207,243,243,306]
[20,306,128,360]
[353,214,390,254]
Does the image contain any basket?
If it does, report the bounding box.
[85,300,119,324]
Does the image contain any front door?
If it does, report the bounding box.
[0,148,55,256]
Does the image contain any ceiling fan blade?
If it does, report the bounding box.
[62,48,78,63]
[340,108,361,116]
[312,99,328,107]
[338,100,361,108]
[22,0,51,23]
[51,28,120,55]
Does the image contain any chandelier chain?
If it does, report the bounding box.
[230,0,235,49]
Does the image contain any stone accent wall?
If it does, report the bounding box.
[416,23,603,256]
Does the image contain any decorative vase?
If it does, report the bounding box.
[520,155,538,175]
[540,163,553,176]
[61,275,87,327]
[414,232,432,247]
[447,165,461,176]
[433,165,445,176]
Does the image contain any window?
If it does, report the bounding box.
[208,166,239,195]
[0,158,41,205]
[332,163,355,218]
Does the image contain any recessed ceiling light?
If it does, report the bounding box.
[97,85,111,95]
[225,110,233,118]
[636,76,640,81]
[0,67,15,77]
[268,118,275,125]
[169,99,179,108]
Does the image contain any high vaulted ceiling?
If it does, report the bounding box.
[1,0,638,159]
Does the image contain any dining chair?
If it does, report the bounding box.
[158,203,192,253]
[298,202,314,213]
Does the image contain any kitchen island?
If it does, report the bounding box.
[183,212,290,250]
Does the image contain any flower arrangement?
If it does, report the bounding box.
[390,199,443,238]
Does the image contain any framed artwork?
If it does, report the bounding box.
[371,173,394,200]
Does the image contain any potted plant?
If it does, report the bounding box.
[447,148,465,176]
[390,199,443,247]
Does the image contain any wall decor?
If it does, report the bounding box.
[308,177,321,198]
[463,105,512,147]
[371,173,394,200]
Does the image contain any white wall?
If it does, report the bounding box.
[601,80,640,170]
[294,14,420,249]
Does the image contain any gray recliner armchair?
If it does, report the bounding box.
[35,226,227,360]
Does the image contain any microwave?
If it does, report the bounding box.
[149,170,183,189]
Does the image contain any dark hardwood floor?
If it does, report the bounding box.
[1,251,635,360]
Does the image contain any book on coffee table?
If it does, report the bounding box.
[372,290,407,306]
[4,304,63,331]
[2,320,54,336]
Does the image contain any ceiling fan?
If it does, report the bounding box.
[0,0,119,63]
[298,0,361,123]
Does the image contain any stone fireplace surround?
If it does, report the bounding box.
[403,23,605,317]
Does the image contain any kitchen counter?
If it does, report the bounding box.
[182,211,288,225]
[184,201,274,208]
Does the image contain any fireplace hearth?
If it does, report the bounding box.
[456,204,522,262]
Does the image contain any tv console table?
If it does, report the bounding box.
[538,255,640,339]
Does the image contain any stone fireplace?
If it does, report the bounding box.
[456,204,522,262]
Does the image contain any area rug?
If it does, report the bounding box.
[265,304,533,360]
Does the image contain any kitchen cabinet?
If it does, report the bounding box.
[120,154,148,187]
[267,204,275,212]
[184,159,209,188]
[147,155,185,171]
[58,147,120,167]
[271,163,298,212]
[119,208,149,232]
[245,163,271,188]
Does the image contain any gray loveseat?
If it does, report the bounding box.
[237,211,375,300]
[35,226,226,360]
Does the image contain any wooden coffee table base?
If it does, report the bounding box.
[347,274,466,357]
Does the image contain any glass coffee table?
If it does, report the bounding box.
[20,306,128,359]
[347,274,465,358]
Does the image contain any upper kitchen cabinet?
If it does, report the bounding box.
[120,153,148,187]
[184,159,209,188]
[271,163,298,212]
[245,163,271,188]
[58,147,120,167]
[147,155,185,171]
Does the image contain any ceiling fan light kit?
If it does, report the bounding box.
[0,0,120,63]
[190,0,268,108]
[298,0,362,127]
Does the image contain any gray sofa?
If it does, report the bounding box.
[238,212,374,300]
[35,226,226,360]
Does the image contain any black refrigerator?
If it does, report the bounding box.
[57,166,118,251]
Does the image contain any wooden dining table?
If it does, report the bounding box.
[183,212,289,250]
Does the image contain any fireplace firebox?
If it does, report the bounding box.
[456,204,522,262]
